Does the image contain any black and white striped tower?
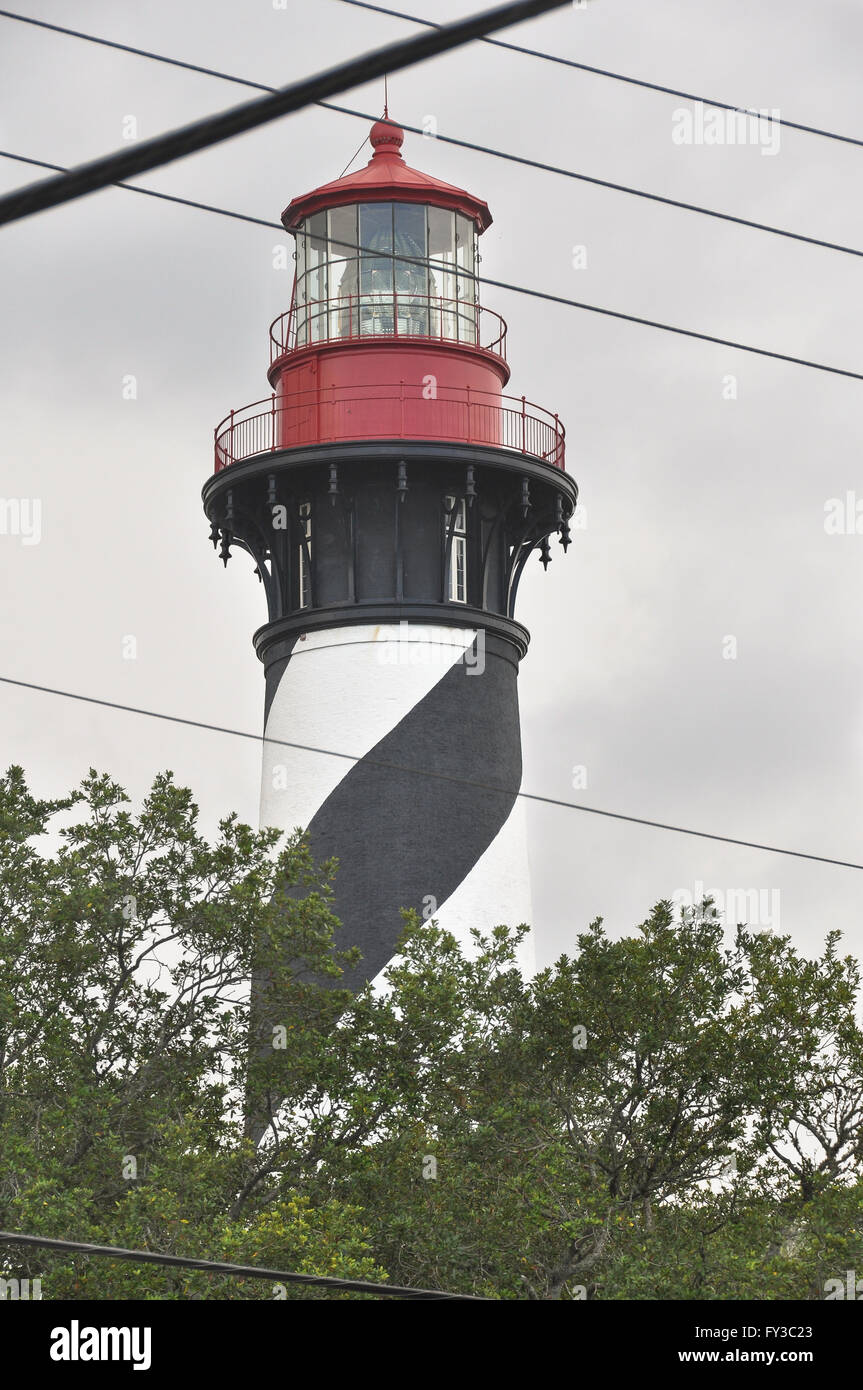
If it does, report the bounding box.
[203,116,576,989]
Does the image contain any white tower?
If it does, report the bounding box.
[204,117,576,990]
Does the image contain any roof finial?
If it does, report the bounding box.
[369,111,405,157]
[384,74,388,119]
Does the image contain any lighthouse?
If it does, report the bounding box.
[202,116,577,991]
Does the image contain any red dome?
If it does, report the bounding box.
[281,116,492,234]
[369,117,405,152]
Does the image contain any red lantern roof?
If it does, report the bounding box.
[281,117,493,234]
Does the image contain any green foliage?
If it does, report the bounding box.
[1,765,861,1299]
[0,765,375,1299]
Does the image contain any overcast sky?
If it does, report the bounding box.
[1,0,861,969]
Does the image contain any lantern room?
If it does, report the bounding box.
[205,113,576,644]
[212,115,567,472]
[281,117,492,350]
[290,198,481,347]
[259,116,530,457]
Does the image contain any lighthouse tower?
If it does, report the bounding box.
[203,117,577,990]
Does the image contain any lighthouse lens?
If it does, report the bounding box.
[359,203,394,334]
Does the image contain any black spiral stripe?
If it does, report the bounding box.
[280,632,524,992]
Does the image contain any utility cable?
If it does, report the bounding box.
[334,0,863,151]
[0,0,570,226]
[0,14,860,261]
[1,150,861,383]
[0,1230,482,1299]
[0,150,282,229]
[1,674,860,872]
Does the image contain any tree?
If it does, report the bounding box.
[0,764,380,1298]
[1,764,861,1299]
[298,905,863,1298]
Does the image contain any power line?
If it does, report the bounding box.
[0,151,282,229]
[0,9,277,93]
[1,13,861,262]
[335,109,863,262]
[2,149,862,383]
[0,1231,481,1299]
[0,0,570,226]
[1,674,860,872]
[474,273,863,383]
[334,0,863,151]
[0,38,852,892]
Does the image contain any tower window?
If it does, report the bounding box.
[298,501,312,609]
[446,496,467,604]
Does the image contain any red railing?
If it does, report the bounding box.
[214,383,565,472]
[269,295,507,364]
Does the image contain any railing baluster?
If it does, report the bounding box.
[215,384,565,473]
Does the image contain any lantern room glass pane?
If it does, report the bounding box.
[359,201,393,253]
[359,203,394,334]
[294,227,308,345]
[456,215,475,271]
[455,214,477,343]
[307,212,328,342]
[328,205,358,337]
[393,203,428,334]
[428,207,455,341]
